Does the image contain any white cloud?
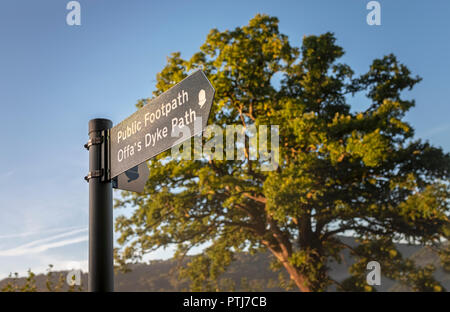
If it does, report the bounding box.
[0,170,14,179]
[0,228,88,257]
[0,225,85,240]
[421,123,450,137]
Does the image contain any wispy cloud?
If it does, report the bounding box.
[0,170,14,179]
[421,123,450,137]
[0,225,85,240]
[0,228,88,257]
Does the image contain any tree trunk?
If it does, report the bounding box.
[280,259,311,292]
[265,246,311,292]
[261,213,313,291]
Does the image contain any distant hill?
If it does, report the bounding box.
[1,238,448,292]
[0,252,285,292]
[325,236,449,291]
[389,244,450,291]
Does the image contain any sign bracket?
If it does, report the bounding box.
[101,129,111,182]
[84,169,103,182]
[84,137,103,150]
[84,129,111,183]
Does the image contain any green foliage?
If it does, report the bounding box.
[439,244,450,273]
[0,270,37,292]
[1,270,37,292]
[115,14,450,291]
[1,272,20,292]
[0,265,83,292]
[338,238,445,292]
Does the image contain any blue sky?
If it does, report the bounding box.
[0,0,449,278]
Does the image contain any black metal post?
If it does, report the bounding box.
[87,118,113,292]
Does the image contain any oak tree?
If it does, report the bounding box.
[115,14,450,292]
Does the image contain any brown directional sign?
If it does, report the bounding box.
[112,162,149,193]
[110,70,215,179]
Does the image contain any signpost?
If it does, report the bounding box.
[84,70,215,292]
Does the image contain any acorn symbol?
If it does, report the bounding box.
[198,89,206,108]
